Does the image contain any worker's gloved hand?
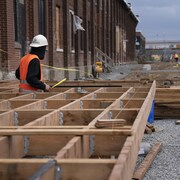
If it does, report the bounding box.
[44,83,51,92]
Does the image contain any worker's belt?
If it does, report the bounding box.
[19,79,43,93]
[19,88,43,93]
[20,79,29,84]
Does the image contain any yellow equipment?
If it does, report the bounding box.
[95,62,103,73]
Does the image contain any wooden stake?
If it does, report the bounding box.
[175,120,180,124]
[132,142,163,180]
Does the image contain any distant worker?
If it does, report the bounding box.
[174,53,179,63]
[15,34,50,93]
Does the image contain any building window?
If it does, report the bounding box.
[80,31,84,51]
[80,17,84,51]
[99,0,102,10]
[14,0,26,55]
[70,13,75,50]
[116,26,120,53]
[14,0,18,42]
[14,0,25,42]
[56,6,61,49]
[88,21,91,51]
[38,0,46,35]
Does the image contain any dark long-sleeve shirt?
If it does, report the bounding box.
[15,58,46,91]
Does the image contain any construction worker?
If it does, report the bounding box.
[174,53,179,63]
[15,34,50,93]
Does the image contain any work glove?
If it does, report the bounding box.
[44,83,51,92]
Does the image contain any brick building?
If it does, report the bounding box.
[0,0,138,80]
[136,31,146,63]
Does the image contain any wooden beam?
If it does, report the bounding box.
[0,159,116,180]
[132,142,163,180]
[48,80,141,87]
[56,136,82,158]
[27,135,74,156]
[109,81,156,180]
[0,126,86,129]
[0,129,132,136]
[175,120,180,124]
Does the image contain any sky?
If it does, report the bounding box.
[127,0,180,41]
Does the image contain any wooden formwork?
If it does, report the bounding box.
[0,80,156,180]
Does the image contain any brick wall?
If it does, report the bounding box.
[0,0,138,80]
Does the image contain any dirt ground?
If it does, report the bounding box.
[122,61,180,87]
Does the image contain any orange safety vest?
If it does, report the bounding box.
[19,54,42,92]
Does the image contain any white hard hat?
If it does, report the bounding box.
[30,34,48,47]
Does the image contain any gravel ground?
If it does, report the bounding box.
[137,120,180,180]
[100,63,142,80]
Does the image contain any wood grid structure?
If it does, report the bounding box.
[0,80,156,180]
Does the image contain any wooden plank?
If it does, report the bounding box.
[0,93,20,99]
[0,159,51,180]
[104,87,129,92]
[25,110,60,126]
[0,100,9,110]
[120,99,144,108]
[109,81,156,180]
[56,136,82,158]
[133,142,163,180]
[95,92,123,99]
[155,100,180,104]
[12,93,34,100]
[109,136,134,180]
[175,120,180,124]
[45,99,74,109]
[0,159,116,180]
[15,101,44,110]
[128,93,148,99]
[57,159,116,180]
[31,93,58,99]
[100,109,139,125]
[9,136,24,158]
[30,165,55,180]
[155,94,180,99]
[8,99,38,109]
[156,88,180,94]
[0,129,132,136]
[44,93,66,100]
[79,100,113,109]
[0,126,86,129]
[64,92,89,99]
[48,80,141,87]
[0,110,14,126]
[0,137,10,158]
[13,110,53,125]
[95,119,127,128]
[155,105,180,119]
[27,135,74,156]
[55,109,103,125]
[93,135,127,157]
[134,87,150,93]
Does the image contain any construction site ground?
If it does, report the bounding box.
[101,61,180,180]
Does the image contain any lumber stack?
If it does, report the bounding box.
[95,119,127,128]
[155,88,180,119]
